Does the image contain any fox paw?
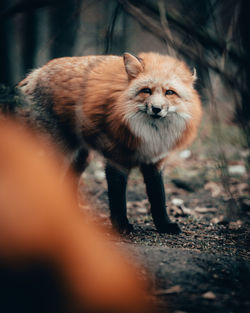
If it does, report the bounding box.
[111,218,134,235]
[156,222,181,234]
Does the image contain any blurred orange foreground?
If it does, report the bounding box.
[0,119,153,313]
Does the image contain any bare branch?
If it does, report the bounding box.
[104,3,122,54]
[118,0,242,92]
[157,0,177,57]
[119,0,244,65]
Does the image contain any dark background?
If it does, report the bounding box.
[0,0,249,149]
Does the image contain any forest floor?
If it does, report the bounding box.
[79,141,250,313]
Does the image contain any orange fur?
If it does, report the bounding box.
[19,52,201,168]
[0,120,152,313]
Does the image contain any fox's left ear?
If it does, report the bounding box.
[123,53,144,79]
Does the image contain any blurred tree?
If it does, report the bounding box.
[20,3,38,75]
[0,0,82,83]
[49,0,82,59]
[0,0,12,85]
[238,0,250,148]
[104,1,127,55]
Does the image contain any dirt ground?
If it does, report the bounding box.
[79,147,250,313]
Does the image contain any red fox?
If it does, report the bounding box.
[18,52,202,234]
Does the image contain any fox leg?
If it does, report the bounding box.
[140,163,181,234]
[105,163,133,234]
[72,147,90,174]
[66,147,90,201]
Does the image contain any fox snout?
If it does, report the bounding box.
[142,93,169,118]
[150,104,166,119]
[147,101,169,118]
[151,106,162,115]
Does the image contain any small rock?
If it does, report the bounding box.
[137,207,148,213]
[202,291,216,300]
[228,165,246,175]
[171,198,184,206]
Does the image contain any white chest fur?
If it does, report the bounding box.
[127,112,187,164]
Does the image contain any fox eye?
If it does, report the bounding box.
[165,90,175,95]
[139,88,152,94]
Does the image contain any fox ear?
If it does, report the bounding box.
[123,53,144,78]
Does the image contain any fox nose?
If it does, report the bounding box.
[152,106,162,114]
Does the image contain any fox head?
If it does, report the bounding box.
[123,52,197,121]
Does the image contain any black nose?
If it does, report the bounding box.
[152,106,162,114]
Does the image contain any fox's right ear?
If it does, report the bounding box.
[123,53,144,79]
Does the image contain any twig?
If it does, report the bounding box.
[119,0,244,64]
[157,0,176,57]
[104,2,122,54]
[206,3,241,218]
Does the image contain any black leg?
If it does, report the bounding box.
[140,163,181,234]
[72,147,89,175]
[68,147,89,203]
[105,163,133,234]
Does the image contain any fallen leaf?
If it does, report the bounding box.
[136,207,148,213]
[202,291,216,300]
[155,285,182,295]
[195,207,217,214]
[211,215,225,224]
[204,182,221,197]
[182,207,193,215]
